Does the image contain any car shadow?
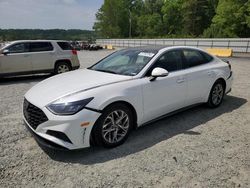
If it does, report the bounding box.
[43,95,247,164]
[0,74,51,85]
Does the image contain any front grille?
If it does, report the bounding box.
[23,99,48,130]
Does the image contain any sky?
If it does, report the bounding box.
[0,0,104,30]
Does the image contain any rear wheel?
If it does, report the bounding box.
[55,62,71,74]
[207,80,225,108]
[92,103,133,148]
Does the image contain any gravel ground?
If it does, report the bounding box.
[0,50,249,188]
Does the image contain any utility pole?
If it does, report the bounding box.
[129,9,132,38]
[129,0,135,38]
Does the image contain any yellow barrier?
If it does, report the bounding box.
[206,48,232,57]
[106,44,114,50]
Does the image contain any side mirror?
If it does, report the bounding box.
[2,49,10,55]
[150,67,169,81]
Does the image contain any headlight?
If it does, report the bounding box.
[47,97,94,115]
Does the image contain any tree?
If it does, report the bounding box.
[162,0,184,35]
[136,0,165,37]
[247,1,250,28]
[93,0,131,38]
[204,0,250,37]
[137,13,164,37]
[0,29,95,41]
[182,0,214,36]
[93,0,250,38]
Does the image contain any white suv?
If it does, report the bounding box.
[0,40,80,77]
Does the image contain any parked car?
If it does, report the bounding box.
[82,43,103,51]
[23,46,233,150]
[89,44,103,51]
[70,41,82,51]
[0,40,80,77]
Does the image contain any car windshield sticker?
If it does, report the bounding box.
[138,52,155,58]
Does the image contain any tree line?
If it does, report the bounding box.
[0,29,96,41]
[93,0,250,38]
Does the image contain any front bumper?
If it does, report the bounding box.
[24,120,69,150]
[23,100,101,150]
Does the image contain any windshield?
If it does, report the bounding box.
[89,49,157,76]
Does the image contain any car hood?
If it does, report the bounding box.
[25,69,132,107]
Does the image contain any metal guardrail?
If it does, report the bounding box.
[96,38,250,53]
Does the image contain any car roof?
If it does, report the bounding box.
[0,40,70,50]
[9,40,69,43]
[123,46,166,51]
[121,45,206,53]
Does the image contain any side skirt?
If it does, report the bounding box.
[139,103,204,127]
[0,69,54,77]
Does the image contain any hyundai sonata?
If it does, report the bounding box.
[23,46,233,150]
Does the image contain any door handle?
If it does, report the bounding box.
[177,78,185,83]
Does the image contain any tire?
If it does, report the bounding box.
[54,62,71,74]
[207,80,225,108]
[92,103,133,148]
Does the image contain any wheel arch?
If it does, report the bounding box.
[89,100,138,146]
[215,77,226,90]
[206,77,226,102]
[54,59,72,69]
[102,100,138,129]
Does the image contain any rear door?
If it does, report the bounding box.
[0,42,31,74]
[29,42,55,71]
[141,50,188,123]
[182,49,215,105]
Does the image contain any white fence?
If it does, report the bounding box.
[96,38,250,53]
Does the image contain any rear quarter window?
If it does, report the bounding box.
[183,49,213,68]
[201,51,213,62]
[57,42,72,50]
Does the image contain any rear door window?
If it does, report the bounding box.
[29,42,53,52]
[57,42,72,50]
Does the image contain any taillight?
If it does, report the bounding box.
[225,60,231,70]
[72,49,77,55]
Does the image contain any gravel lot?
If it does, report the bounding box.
[0,50,249,188]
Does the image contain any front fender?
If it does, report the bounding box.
[86,83,144,125]
[98,95,144,126]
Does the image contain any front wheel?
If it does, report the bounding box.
[207,80,225,108]
[92,103,133,148]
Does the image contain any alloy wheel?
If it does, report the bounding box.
[212,83,224,105]
[57,64,70,73]
[102,110,129,144]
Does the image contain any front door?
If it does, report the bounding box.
[142,50,188,123]
[0,42,31,74]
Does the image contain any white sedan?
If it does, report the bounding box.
[23,46,233,150]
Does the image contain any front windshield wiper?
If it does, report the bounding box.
[93,69,117,74]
